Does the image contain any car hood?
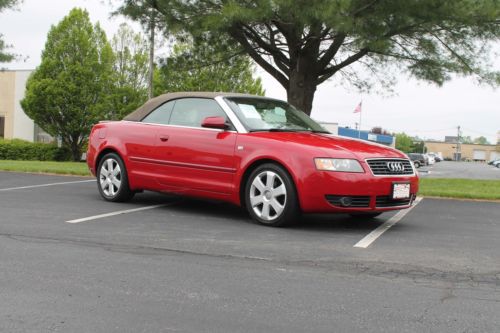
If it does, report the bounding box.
[247,132,407,160]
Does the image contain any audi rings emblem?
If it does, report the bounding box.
[386,161,404,172]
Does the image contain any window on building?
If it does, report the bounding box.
[34,123,54,143]
[0,116,5,138]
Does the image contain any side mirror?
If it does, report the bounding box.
[201,116,228,130]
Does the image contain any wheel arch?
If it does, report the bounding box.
[95,147,125,173]
[238,158,300,210]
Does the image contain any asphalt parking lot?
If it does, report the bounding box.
[419,161,500,179]
[1,171,499,332]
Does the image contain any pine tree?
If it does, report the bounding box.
[119,0,500,115]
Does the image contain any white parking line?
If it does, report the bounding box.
[0,179,94,192]
[66,203,173,223]
[353,197,423,249]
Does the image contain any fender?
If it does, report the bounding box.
[231,134,322,207]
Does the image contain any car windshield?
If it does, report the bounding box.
[225,97,328,133]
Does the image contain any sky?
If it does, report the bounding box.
[1,0,499,144]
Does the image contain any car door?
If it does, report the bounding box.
[155,98,237,195]
[126,100,175,188]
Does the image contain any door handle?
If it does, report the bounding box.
[159,135,169,142]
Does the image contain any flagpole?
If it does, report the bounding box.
[358,98,362,139]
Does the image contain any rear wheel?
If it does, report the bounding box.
[245,163,299,227]
[97,152,134,202]
[413,161,421,168]
[349,212,382,219]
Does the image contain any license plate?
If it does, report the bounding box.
[392,183,410,200]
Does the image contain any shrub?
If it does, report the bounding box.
[0,139,72,161]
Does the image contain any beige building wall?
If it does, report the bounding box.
[0,70,35,141]
[13,70,35,141]
[425,141,500,161]
[318,122,338,135]
[0,71,16,139]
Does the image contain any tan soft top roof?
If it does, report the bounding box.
[123,91,261,121]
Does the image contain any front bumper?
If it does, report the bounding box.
[297,170,419,213]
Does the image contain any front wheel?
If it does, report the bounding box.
[97,152,134,202]
[244,163,300,227]
[413,161,421,168]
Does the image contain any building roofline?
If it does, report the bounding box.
[316,121,338,125]
[0,69,35,72]
[424,140,498,147]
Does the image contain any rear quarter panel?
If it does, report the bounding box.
[87,121,145,190]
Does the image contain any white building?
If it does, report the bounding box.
[0,70,35,141]
[0,69,52,142]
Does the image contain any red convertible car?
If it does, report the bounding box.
[87,92,419,226]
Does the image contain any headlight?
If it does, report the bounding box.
[314,158,364,173]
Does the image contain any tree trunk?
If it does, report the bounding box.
[286,58,317,116]
[69,141,81,162]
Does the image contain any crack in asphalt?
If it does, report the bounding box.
[2,232,500,288]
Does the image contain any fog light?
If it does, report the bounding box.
[339,197,352,207]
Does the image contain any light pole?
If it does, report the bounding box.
[455,125,461,161]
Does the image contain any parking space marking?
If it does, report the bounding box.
[353,197,423,249]
[66,203,174,223]
[0,179,94,192]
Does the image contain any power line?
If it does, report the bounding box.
[461,127,497,137]
[410,127,457,133]
[355,123,456,135]
[339,120,497,141]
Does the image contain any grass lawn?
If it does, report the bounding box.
[0,160,91,176]
[419,178,500,201]
[0,160,499,200]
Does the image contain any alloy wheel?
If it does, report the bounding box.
[249,170,287,221]
[99,158,122,197]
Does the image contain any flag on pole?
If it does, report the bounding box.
[353,101,362,113]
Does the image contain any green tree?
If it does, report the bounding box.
[110,23,149,119]
[154,38,264,96]
[21,8,115,161]
[0,0,21,62]
[130,0,500,115]
[461,136,473,144]
[113,0,170,99]
[395,133,414,153]
[473,136,490,145]
[411,141,426,154]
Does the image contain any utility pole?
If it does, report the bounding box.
[456,125,461,161]
[148,6,156,99]
[358,101,362,139]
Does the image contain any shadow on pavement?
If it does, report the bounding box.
[131,191,388,234]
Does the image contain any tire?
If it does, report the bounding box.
[244,163,300,227]
[413,161,421,168]
[349,212,383,219]
[96,152,135,202]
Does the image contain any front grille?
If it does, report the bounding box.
[375,195,414,208]
[325,195,371,208]
[366,159,414,175]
